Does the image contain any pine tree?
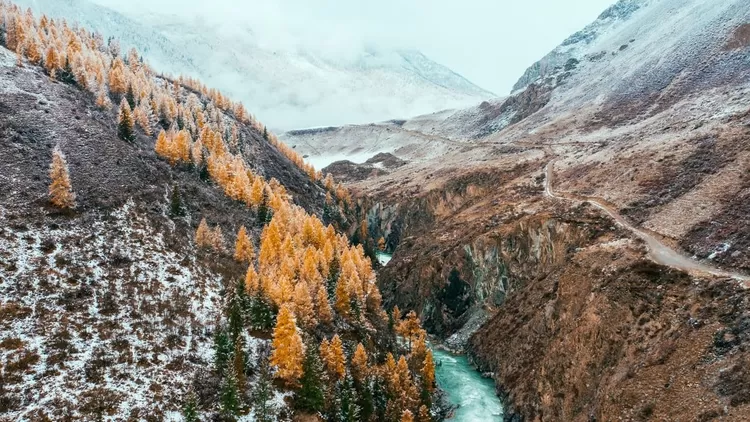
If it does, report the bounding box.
[234,225,254,263]
[334,375,361,422]
[214,327,231,375]
[270,304,305,387]
[351,343,369,383]
[257,188,270,226]
[249,290,275,331]
[233,337,247,395]
[48,146,76,209]
[125,83,136,109]
[169,185,185,218]
[220,363,240,417]
[295,342,325,413]
[117,98,135,141]
[252,344,278,422]
[182,392,199,422]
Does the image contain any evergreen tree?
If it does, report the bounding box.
[183,392,199,422]
[214,327,232,375]
[125,83,136,109]
[249,291,275,331]
[257,189,270,227]
[262,126,268,141]
[233,337,247,395]
[0,24,6,47]
[117,98,136,142]
[295,342,325,413]
[327,255,340,301]
[333,375,361,422]
[227,283,245,342]
[252,344,278,422]
[169,185,185,218]
[220,363,240,418]
[59,57,76,85]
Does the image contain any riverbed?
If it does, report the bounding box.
[432,348,504,421]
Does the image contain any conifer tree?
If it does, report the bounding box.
[401,410,415,422]
[295,342,325,413]
[233,337,247,394]
[234,225,254,263]
[155,129,169,158]
[117,98,135,141]
[270,304,305,387]
[252,344,278,422]
[249,290,275,331]
[316,284,333,326]
[214,327,231,375]
[220,363,240,417]
[334,277,351,318]
[212,225,226,252]
[333,375,361,422]
[351,343,369,383]
[293,280,316,329]
[245,265,260,294]
[324,335,346,382]
[417,405,431,422]
[169,185,185,218]
[95,86,111,109]
[195,217,212,248]
[183,392,199,422]
[422,350,436,396]
[44,44,59,77]
[125,83,136,109]
[49,146,76,209]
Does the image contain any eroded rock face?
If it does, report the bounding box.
[468,247,750,421]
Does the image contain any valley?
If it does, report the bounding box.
[1,0,750,421]
[284,0,750,420]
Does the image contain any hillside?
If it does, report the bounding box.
[13,0,495,130]
[0,3,441,421]
[289,0,750,420]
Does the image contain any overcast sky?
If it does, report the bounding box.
[92,0,616,94]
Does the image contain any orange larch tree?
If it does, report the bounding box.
[323,334,346,382]
[292,280,316,329]
[270,304,305,387]
[234,225,255,263]
[195,218,212,248]
[315,284,333,326]
[351,343,369,382]
[48,146,76,209]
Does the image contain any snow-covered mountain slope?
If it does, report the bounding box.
[287,0,750,169]
[15,0,495,130]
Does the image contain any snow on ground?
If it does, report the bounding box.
[0,202,277,420]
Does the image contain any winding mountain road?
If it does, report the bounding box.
[544,161,749,284]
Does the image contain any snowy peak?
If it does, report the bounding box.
[14,0,494,130]
[512,0,651,92]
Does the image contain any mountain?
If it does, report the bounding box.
[0,2,441,419]
[14,0,495,130]
[284,0,750,420]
